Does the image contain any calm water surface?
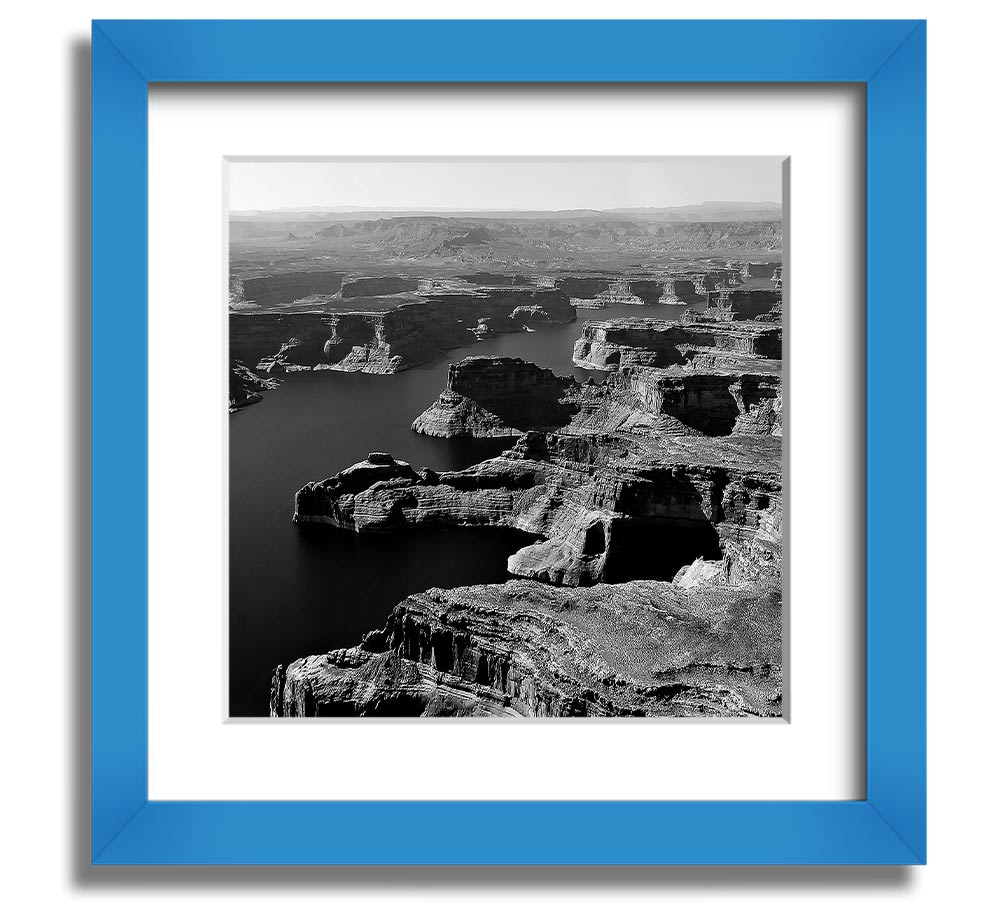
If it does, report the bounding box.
[229,302,693,715]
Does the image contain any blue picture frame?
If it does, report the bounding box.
[92,19,926,865]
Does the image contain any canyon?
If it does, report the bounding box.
[412,352,781,439]
[228,286,575,390]
[274,307,783,716]
[229,266,780,409]
[228,203,784,719]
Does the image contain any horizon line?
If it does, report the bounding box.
[231,200,783,216]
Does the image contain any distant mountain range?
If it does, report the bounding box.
[229,211,782,261]
[230,201,782,224]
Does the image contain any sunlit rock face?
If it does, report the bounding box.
[572,317,781,371]
[412,353,781,440]
[228,362,279,413]
[700,288,782,322]
[292,428,781,589]
[741,261,780,279]
[270,574,782,719]
[229,270,346,310]
[229,286,576,379]
[412,357,579,438]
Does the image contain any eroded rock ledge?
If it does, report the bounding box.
[411,357,579,438]
[553,269,747,309]
[573,317,781,371]
[293,431,781,587]
[230,286,575,378]
[413,351,781,440]
[229,361,280,413]
[270,576,782,718]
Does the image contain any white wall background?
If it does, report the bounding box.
[0,2,994,909]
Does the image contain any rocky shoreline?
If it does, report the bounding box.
[228,261,781,410]
[270,299,784,717]
[230,286,576,381]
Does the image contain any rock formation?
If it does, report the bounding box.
[230,270,345,310]
[572,317,781,371]
[657,277,704,306]
[692,269,742,295]
[459,272,534,286]
[412,353,782,439]
[340,276,420,298]
[229,361,280,412]
[293,430,781,588]
[557,273,740,309]
[555,276,616,301]
[700,288,782,322]
[622,365,782,436]
[412,357,578,437]
[230,312,339,374]
[740,261,780,279]
[270,575,782,718]
[230,287,576,379]
[587,278,662,307]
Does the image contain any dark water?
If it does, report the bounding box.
[229,301,693,716]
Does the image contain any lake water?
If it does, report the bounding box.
[229,301,694,716]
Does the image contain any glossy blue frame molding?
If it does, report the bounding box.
[92,19,926,865]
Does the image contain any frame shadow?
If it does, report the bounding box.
[71,41,906,888]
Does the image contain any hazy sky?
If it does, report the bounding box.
[228,157,783,212]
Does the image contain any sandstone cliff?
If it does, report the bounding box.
[230,270,346,310]
[412,357,578,437]
[270,575,782,718]
[741,261,780,279]
[293,431,781,588]
[412,354,782,439]
[229,287,576,381]
[573,317,781,371]
[229,361,280,412]
[555,272,742,309]
[700,288,782,322]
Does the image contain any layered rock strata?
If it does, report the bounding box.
[557,274,739,309]
[590,278,662,307]
[412,354,782,439]
[692,269,742,295]
[270,575,782,718]
[230,287,575,377]
[741,261,780,279]
[231,270,345,310]
[572,318,781,371]
[340,276,420,298]
[701,288,781,322]
[623,365,782,436]
[412,357,578,437]
[657,277,704,306]
[229,362,280,412]
[459,273,534,286]
[293,431,781,587]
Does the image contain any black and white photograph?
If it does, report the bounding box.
[228,158,785,718]
[10,0,999,904]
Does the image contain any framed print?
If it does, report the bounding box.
[227,156,788,722]
[92,19,926,864]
